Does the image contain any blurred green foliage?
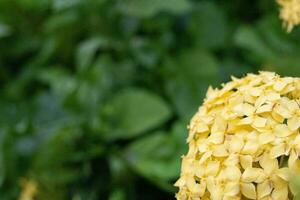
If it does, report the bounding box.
[1,0,300,199]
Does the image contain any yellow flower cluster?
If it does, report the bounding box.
[277,0,300,32]
[175,72,300,200]
[18,179,37,200]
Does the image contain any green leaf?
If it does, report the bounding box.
[257,15,295,54]
[0,23,11,38]
[52,0,84,11]
[255,16,300,77]
[233,20,300,77]
[109,153,133,185]
[188,2,228,49]
[118,0,191,17]
[123,121,187,190]
[107,89,171,139]
[76,37,110,71]
[164,49,219,120]
[125,132,173,180]
[234,25,276,60]
[109,189,126,200]
[44,11,79,33]
[0,131,5,187]
[37,68,77,100]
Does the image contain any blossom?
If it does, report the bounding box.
[277,0,300,32]
[18,179,37,200]
[175,72,300,199]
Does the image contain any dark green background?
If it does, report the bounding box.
[1,0,300,199]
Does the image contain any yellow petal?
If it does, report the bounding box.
[274,124,293,137]
[238,116,253,125]
[244,93,256,105]
[287,99,299,112]
[233,103,244,116]
[255,95,267,108]
[256,103,273,114]
[199,151,212,164]
[242,103,256,116]
[241,167,264,183]
[240,155,253,169]
[224,154,239,166]
[194,162,206,178]
[258,196,272,200]
[289,181,298,196]
[206,85,216,99]
[223,195,241,200]
[252,116,267,128]
[198,140,208,153]
[206,177,222,200]
[196,122,209,133]
[202,115,214,124]
[259,153,278,175]
[206,176,215,193]
[210,189,222,200]
[174,176,185,187]
[212,144,228,157]
[228,136,244,153]
[241,140,259,155]
[205,161,220,177]
[181,156,193,173]
[185,174,194,188]
[276,167,290,181]
[271,186,288,200]
[258,132,275,145]
[211,116,227,133]
[272,111,285,123]
[275,104,292,119]
[271,174,287,189]
[246,131,258,140]
[186,175,206,196]
[255,171,268,183]
[270,143,286,158]
[19,179,37,200]
[274,80,287,91]
[241,183,256,199]
[224,182,240,196]
[187,140,198,157]
[288,149,298,169]
[197,180,207,197]
[290,134,300,149]
[208,131,224,144]
[288,150,300,173]
[257,180,272,199]
[194,181,206,196]
[250,87,262,97]
[224,166,241,181]
[266,92,280,101]
[287,116,300,131]
[187,181,202,194]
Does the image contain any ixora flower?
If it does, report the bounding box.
[175,72,300,200]
[277,0,300,32]
[18,179,37,200]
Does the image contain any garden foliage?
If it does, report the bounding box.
[1,0,300,199]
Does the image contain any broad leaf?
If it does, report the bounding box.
[118,0,191,17]
[107,89,171,139]
[76,37,110,71]
[164,49,219,120]
[188,2,228,49]
[123,121,187,190]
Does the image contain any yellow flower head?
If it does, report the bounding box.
[175,72,300,200]
[18,179,37,200]
[277,0,300,32]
